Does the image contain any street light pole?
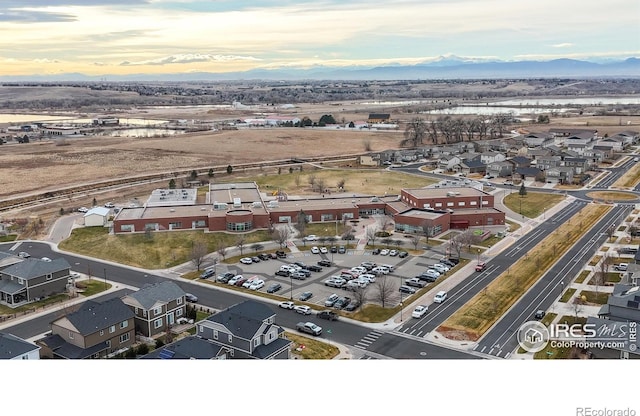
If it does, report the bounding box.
[103,268,107,289]
[289,275,293,301]
[400,291,404,322]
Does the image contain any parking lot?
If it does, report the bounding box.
[212,247,455,311]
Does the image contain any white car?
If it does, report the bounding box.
[389,249,398,256]
[310,246,320,254]
[294,305,312,315]
[240,257,253,264]
[432,263,449,273]
[434,291,448,304]
[350,266,367,274]
[78,207,89,213]
[227,275,244,285]
[412,305,428,319]
[304,235,318,241]
[371,266,390,275]
[242,276,259,288]
[249,279,265,290]
[379,249,390,256]
[320,247,328,254]
[279,301,295,309]
[358,274,376,283]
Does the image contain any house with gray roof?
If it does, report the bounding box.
[523,132,554,148]
[141,336,227,359]
[0,257,71,307]
[121,281,187,337]
[196,300,292,359]
[37,297,135,359]
[597,284,640,323]
[0,332,40,360]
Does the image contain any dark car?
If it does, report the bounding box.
[317,310,339,321]
[275,270,290,277]
[399,285,417,295]
[344,301,359,312]
[235,276,250,287]
[371,248,381,255]
[258,253,270,261]
[200,269,215,279]
[298,269,312,277]
[251,256,261,263]
[266,283,282,293]
[338,246,346,254]
[294,261,306,268]
[216,272,235,283]
[334,296,351,310]
[417,274,438,283]
[318,260,332,267]
[185,293,198,303]
[534,310,546,320]
[398,251,408,258]
[306,265,323,272]
[440,259,456,267]
[447,257,460,265]
[269,253,278,259]
[299,291,313,301]
[290,272,307,280]
[330,246,338,253]
[276,251,287,258]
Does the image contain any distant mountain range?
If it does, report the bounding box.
[2,57,639,82]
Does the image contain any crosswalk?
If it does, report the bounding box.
[354,329,384,349]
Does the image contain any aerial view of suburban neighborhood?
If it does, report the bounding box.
[1,2,639,377]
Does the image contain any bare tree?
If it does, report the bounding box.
[571,296,585,318]
[366,225,380,247]
[336,178,346,190]
[373,276,395,308]
[377,216,392,233]
[273,227,291,248]
[422,221,436,245]
[190,241,208,271]
[216,243,228,261]
[393,239,403,249]
[381,237,392,248]
[350,286,368,311]
[402,117,427,148]
[407,234,421,250]
[606,224,616,242]
[236,236,246,256]
[251,243,264,254]
[448,232,466,259]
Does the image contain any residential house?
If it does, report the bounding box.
[596,137,624,152]
[0,257,71,307]
[0,332,40,360]
[121,281,187,338]
[610,131,639,147]
[486,160,513,178]
[367,113,390,124]
[562,131,597,148]
[526,148,552,161]
[141,336,227,359]
[532,155,561,171]
[550,128,598,140]
[438,155,461,171]
[0,251,24,270]
[545,167,574,185]
[480,151,505,165]
[585,316,639,359]
[515,167,543,182]
[459,159,486,176]
[37,298,135,359]
[589,146,613,162]
[566,142,592,156]
[195,300,292,359]
[508,156,532,169]
[83,206,111,227]
[523,132,554,148]
[562,157,590,174]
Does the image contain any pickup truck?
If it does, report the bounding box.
[475,262,486,272]
[296,322,322,336]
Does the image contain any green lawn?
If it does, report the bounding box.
[503,192,565,219]
[77,280,112,296]
[0,234,18,242]
[59,227,270,269]
[579,290,610,305]
[559,288,577,303]
[575,270,590,284]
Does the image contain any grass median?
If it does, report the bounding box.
[438,203,611,342]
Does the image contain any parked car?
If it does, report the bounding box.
[344,301,360,312]
[306,265,323,272]
[440,259,456,267]
[311,246,320,254]
[78,207,89,213]
[447,257,460,265]
[359,274,376,283]
[405,277,427,288]
[324,294,340,307]
[18,252,30,258]
[235,276,250,287]
[417,273,438,283]
[104,202,115,208]
[318,260,332,267]
[276,251,287,258]
[216,272,235,283]
[334,297,351,310]
[432,263,450,273]
[412,305,428,319]
[240,257,253,264]
[297,321,322,336]
[338,246,346,254]
[251,256,261,263]
[290,271,307,280]
[317,310,339,321]
[242,276,259,288]
[294,305,312,315]
[304,235,318,241]
[399,285,416,295]
[320,247,328,254]
[330,246,338,253]
[227,275,244,285]
[200,269,215,279]
[279,301,295,310]
[267,283,282,293]
[185,293,198,303]
[398,251,408,258]
[299,291,313,301]
[614,263,629,271]
[324,277,346,288]
[269,253,279,259]
[275,270,290,277]
[361,261,376,270]
[433,291,448,304]
[389,249,398,257]
[379,249,390,256]
[249,279,265,290]
[371,248,381,255]
[258,253,270,261]
[371,266,390,275]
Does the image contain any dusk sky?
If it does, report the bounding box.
[1,0,638,76]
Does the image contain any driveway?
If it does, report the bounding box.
[46,214,82,244]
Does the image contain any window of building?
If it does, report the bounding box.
[154,319,163,329]
[320,214,333,221]
[120,320,128,329]
[470,201,477,206]
[144,223,158,231]
[482,200,489,205]
[106,340,111,348]
[458,202,465,206]
[268,332,275,341]
[143,310,147,317]
[228,334,233,343]
[169,222,182,229]
[17,278,24,285]
[213,330,218,340]
[68,332,74,339]
[199,325,204,333]
[194,220,206,228]
[154,307,162,316]
[254,338,260,347]
[435,203,442,207]
[278,216,292,223]
[176,308,183,317]
[229,349,234,357]
[109,325,115,333]
[46,274,52,281]
[119,333,130,344]
[134,307,138,314]
[176,297,182,305]
[100,330,104,336]
[447,202,454,207]
[227,221,252,231]
[120,224,134,232]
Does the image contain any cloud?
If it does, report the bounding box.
[119,53,261,66]
[33,58,60,63]
[552,43,574,48]
[3,0,149,6]
[0,10,76,23]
